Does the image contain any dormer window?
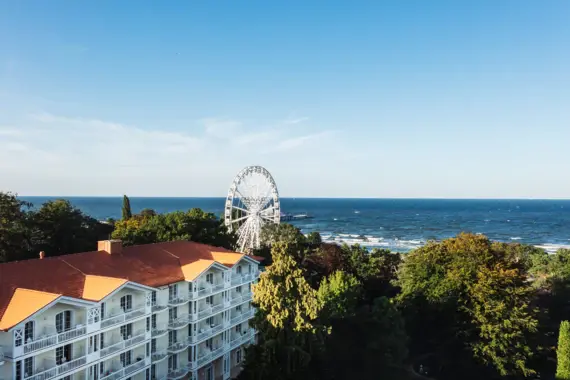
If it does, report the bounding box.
[206,273,214,284]
[24,321,34,343]
[120,295,133,312]
[237,266,242,275]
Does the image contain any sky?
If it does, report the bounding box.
[1,1,569,198]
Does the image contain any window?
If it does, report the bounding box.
[236,324,242,333]
[206,317,213,326]
[100,303,106,319]
[100,333,105,349]
[188,348,193,362]
[120,323,132,340]
[151,314,157,329]
[146,369,150,380]
[55,310,72,333]
[15,361,21,380]
[151,291,157,305]
[189,283,193,293]
[206,273,214,284]
[206,295,213,305]
[169,307,178,322]
[55,344,71,365]
[151,365,156,379]
[168,330,177,346]
[169,284,178,300]
[237,266,242,274]
[236,305,242,313]
[236,348,242,364]
[146,317,150,332]
[146,342,150,357]
[168,354,178,370]
[120,295,133,312]
[120,351,132,367]
[89,335,99,353]
[206,367,213,380]
[249,264,252,274]
[24,357,33,377]
[206,338,212,348]
[236,286,242,293]
[151,339,156,353]
[24,321,34,343]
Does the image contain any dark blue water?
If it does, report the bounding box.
[20,197,570,253]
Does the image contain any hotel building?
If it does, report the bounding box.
[0,240,261,380]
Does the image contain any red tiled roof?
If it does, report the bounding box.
[0,240,251,331]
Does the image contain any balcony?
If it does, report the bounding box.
[196,323,224,343]
[230,292,252,306]
[197,345,225,368]
[230,330,254,350]
[167,365,192,380]
[167,339,188,354]
[151,349,168,363]
[152,324,169,338]
[168,316,191,330]
[22,324,87,355]
[230,309,255,326]
[152,302,168,313]
[101,307,146,329]
[100,358,149,380]
[197,282,224,298]
[231,273,256,286]
[100,331,146,358]
[25,355,87,380]
[168,296,190,307]
[197,302,224,320]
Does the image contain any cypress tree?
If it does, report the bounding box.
[557,321,570,380]
[121,195,132,220]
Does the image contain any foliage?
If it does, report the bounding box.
[557,321,570,380]
[112,208,235,249]
[258,223,308,262]
[121,194,132,220]
[30,199,113,257]
[0,192,32,262]
[317,270,361,320]
[396,233,539,379]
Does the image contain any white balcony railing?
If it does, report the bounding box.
[100,359,148,380]
[152,324,168,337]
[151,303,168,313]
[100,331,146,358]
[230,292,252,306]
[196,323,223,342]
[25,355,87,380]
[151,350,168,362]
[168,316,191,329]
[22,324,87,355]
[101,307,146,329]
[197,282,224,298]
[230,309,255,326]
[230,330,254,350]
[168,295,190,306]
[167,340,188,353]
[167,364,194,380]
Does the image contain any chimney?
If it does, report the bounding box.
[39,251,45,259]
[98,240,123,255]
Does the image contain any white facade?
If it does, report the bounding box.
[0,257,260,380]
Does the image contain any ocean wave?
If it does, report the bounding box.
[510,237,522,240]
[535,244,570,254]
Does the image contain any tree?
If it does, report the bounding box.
[557,321,570,380]
[396,233,539,379]
[112,208,236,249]
[317,271,361,320]
[30,199,113,257]
[122,195,132,220]
[239,242,325,380]
[0,192,32,262]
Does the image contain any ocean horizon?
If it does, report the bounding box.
[19,196,570,254]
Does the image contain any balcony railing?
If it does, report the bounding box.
[152,303,168,313]
[168,316,191,329]
[101,307,146,329]
[196,323,223,342]
[230,309,255,326]
[100,359,147,380]
[100,331,146,358]
[151,350,168,362]
[197,345,225,368]
[197,282,224,298]
[167,340,188,354]
[167,365,192,380]
[230,292,252,306]
[168,295,190,306]
[22,324,87,355]
[230,330,254,350]
[25,355,87,380]
[152,324,168,337]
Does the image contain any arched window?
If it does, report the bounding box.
[55,310,72,333]
[24,321,34,343]
[120,295,133,312]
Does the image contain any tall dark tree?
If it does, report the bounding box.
[0,192,33,262]
[122,194,132,220]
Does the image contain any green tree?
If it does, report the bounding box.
[239,242,325,380]
[557,321,570,380]
[317,271,361,320]
[396,233,539,379]
[0,192,32,262]
[122,195,132,220]
[30,199,113,257]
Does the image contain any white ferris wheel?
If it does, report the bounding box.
[224,166,281,253]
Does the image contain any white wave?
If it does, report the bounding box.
[535,244,570,254]
[510,237,522,240]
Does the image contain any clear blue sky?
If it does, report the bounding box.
[1,1,569,198]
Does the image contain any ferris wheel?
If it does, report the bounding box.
[224,166,281,253]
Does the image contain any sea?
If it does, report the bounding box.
[19,197,570,254]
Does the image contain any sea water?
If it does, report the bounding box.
[20,197,570,253]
